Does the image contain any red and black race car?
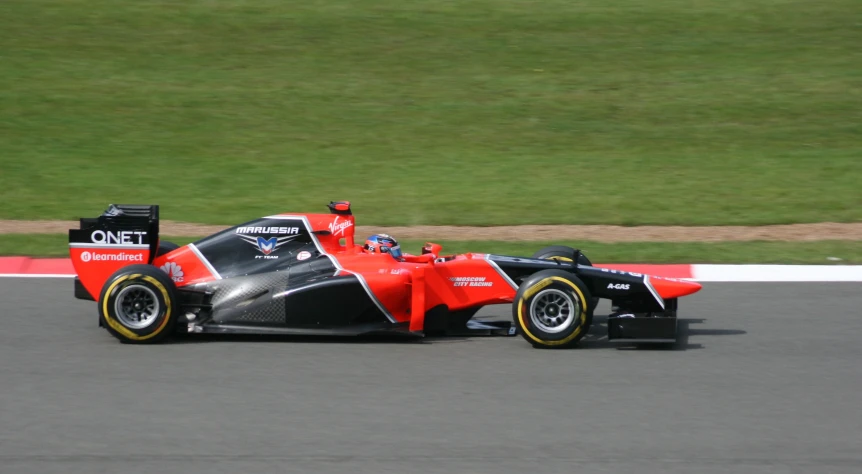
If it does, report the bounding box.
[69,202,702,348]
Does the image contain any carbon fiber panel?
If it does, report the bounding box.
[208,272,290,324]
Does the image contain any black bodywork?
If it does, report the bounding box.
[168,217,406,336]
[74,204,682,343]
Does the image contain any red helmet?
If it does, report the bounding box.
[363,234,402,260]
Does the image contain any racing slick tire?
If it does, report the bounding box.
[98,264,179,344]
[532,245,593,266]
[532,245,599,313]
[156,241,180,257]
[513,270,593,349]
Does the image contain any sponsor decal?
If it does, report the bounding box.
[236,226,302,259]
[379,268,405,275]
[296,251,312,261]
[328,216,353,237]
[600,268,643,278]
[160,262,184,283]
[90,230,147,245]
[256,237,279,255]
[449,276,493,287]
[235,226,300,235]
[80,251,144,263]
[607,283,631,290]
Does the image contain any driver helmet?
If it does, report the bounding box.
[363,234,402,260]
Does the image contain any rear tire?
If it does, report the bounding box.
[512,270,593,349]
[98,264,179,344]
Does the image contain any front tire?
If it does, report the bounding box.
[532,245,593,266]
[98,264,179,344]
[512,270,593,348]
[532,245,599,314]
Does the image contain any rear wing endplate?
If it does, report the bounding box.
[68,204,160,264]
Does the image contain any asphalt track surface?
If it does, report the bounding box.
[1,279,860,474]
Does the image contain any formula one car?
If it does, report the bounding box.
[69,202,702,347]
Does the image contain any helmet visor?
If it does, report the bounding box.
[388,245,402,259]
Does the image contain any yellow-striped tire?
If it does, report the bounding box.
[531,245,593,267]
[98,264,179,344]
[532,245,599,313]
[512,270,592,349]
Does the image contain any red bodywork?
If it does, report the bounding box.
[158,213,526,331]
[71,208,702,331]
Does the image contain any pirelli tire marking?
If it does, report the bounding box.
[101,274,173,342]
[516,276,589,347]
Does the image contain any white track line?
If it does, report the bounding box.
[692,265,862,282]
[0,274,77,278]
[4,265,862,281]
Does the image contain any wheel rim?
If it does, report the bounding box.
[529,288,578,333]
[114,285,160,329]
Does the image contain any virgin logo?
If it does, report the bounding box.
[328,216,353,237]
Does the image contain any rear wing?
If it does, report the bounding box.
[69,204,160,299]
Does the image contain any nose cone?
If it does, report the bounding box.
[648,276,702,299]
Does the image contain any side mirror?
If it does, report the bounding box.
[422,242,443,255]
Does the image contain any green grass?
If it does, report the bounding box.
[5,234,862,264]
[2,0,860,226]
